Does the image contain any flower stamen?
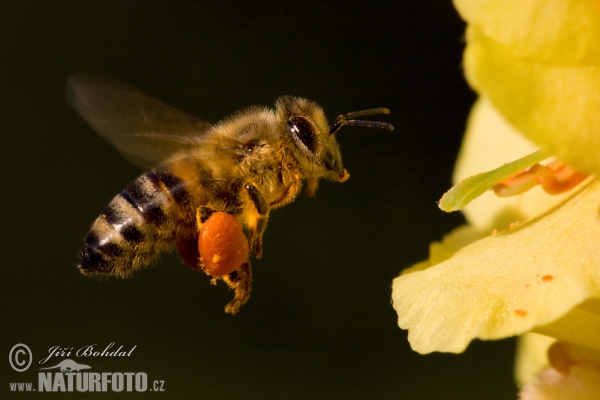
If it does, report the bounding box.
[493,160,589,197]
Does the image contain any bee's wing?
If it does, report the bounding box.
[66,73,213,169]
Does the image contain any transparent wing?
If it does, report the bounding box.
[66,73,213,169]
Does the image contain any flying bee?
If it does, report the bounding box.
[67,73,393,314]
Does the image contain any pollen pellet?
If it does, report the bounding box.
[198,212,249,277]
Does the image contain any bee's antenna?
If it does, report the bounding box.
[329,107,394,135]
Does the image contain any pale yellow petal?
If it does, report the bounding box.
[453,97,572,230]
[429,225,485,266]
[463,26,600,175]
[535,299,600,351]
[392,179,600,354]
[519,365,600,400]
[515,333,555,387]
[453,0,600,64]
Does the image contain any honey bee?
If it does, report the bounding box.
[67,73,393,314]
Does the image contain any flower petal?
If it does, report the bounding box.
[453,0,600,64]
[515,333,555,387]
[518,365,600,400]
[535,299,600,351]
[463,26,600,175]
[392,179,600,354]
[429,225,485,266]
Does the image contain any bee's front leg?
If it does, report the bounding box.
[243,183,269,259]
[306,176,319,197]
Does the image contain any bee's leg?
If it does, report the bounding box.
[306,176,319,197]
[188,205,223,272]
[250,218,269,259]
[244,183,269,259]
[176,229,203,271]
[223,260,252,314]
[196,206,217,230]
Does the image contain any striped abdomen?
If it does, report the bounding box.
[78,161,196,277]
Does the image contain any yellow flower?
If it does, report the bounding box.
[456,0,600,176]
[392,1,600,396]
[392,98,600,354]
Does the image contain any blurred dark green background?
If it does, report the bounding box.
[1,1,516,399]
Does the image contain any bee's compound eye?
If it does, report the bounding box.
[287,116,317,153]
[198,212,248,277]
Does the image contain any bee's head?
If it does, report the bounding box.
[276,96,344,181]
[275,96,393,182]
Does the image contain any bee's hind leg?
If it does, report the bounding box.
[222,260,252,314]
[196,206,218,230]
[187,205,221,272]
[243,183,270,259]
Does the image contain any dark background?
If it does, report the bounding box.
[1,1,516,399]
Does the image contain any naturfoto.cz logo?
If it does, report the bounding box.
[8,343,165,393]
